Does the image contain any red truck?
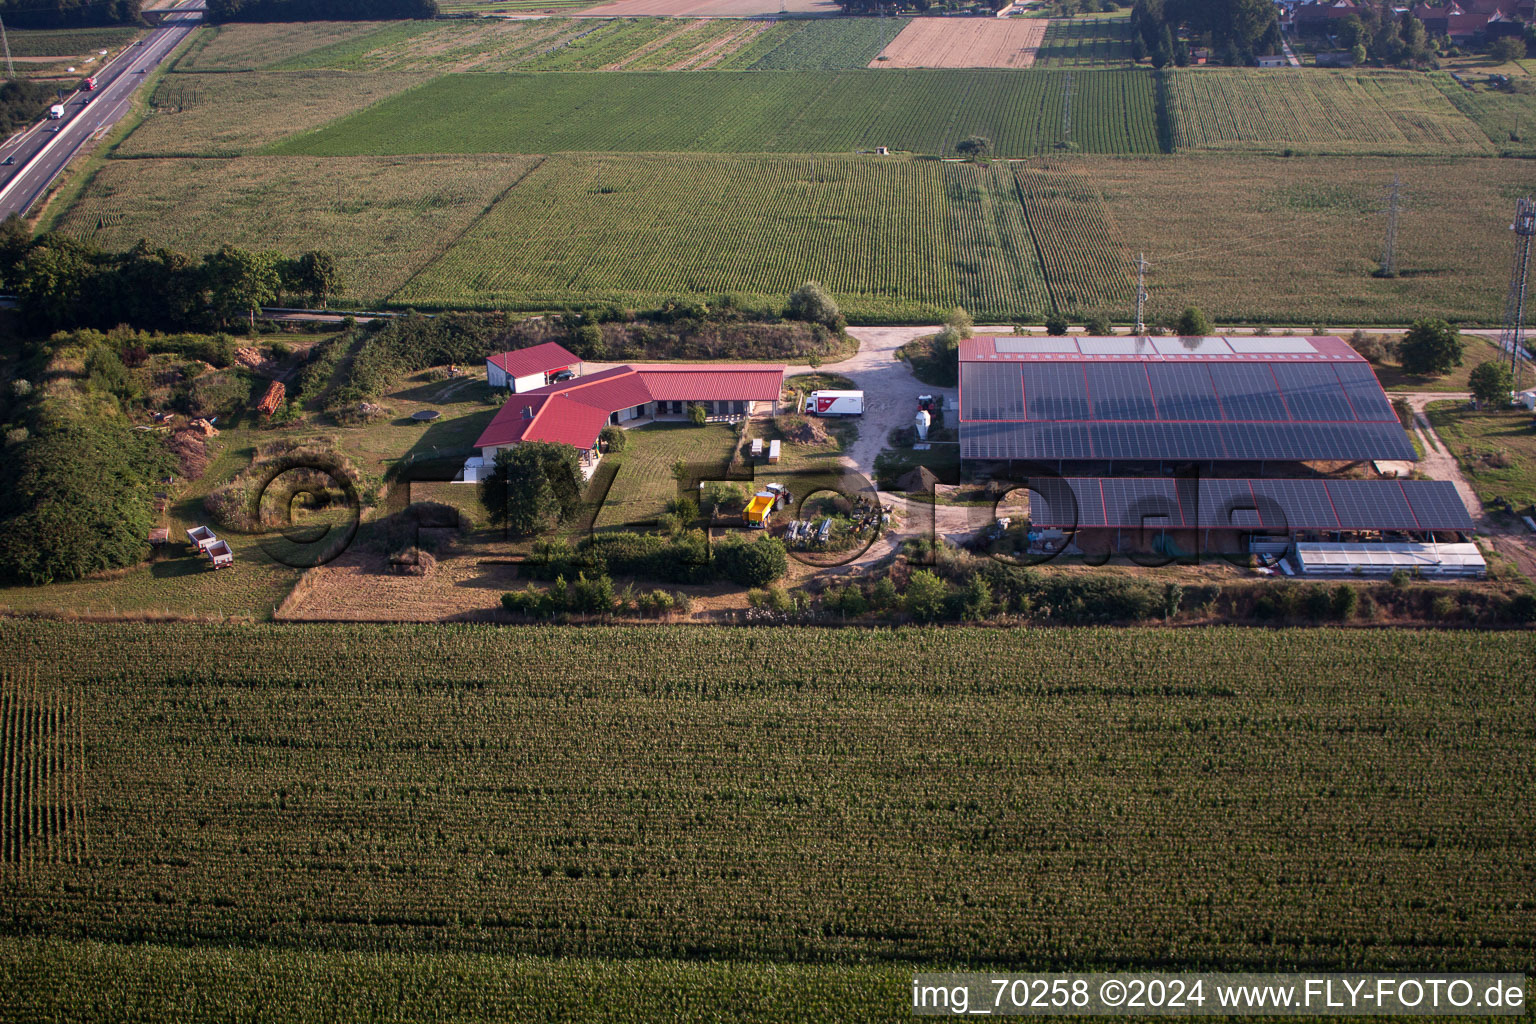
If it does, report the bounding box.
[83,77,97,91]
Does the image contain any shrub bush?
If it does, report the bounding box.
[716,536,788,588]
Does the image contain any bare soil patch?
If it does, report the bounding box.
[575,0,837,17]
[872,18,1046,68]
[676,20,768,69]
[276,550,522,622]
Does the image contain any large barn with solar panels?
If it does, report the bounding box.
[959,335,1416,465]
[958,335,1481,574]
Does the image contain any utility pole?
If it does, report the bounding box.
[1379,174,1401,279]
[1135,252,1148,336]
[0,17,14,81]
[1499,197,1536,391]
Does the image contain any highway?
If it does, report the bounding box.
[0,1,204,220]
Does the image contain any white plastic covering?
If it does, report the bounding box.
[1293,542,1485,578]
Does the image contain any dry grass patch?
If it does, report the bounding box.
[176,21,397,70]
[117,71,431,156]
[872,18,1046,69]
[1086,154,1532,325]
[54,155,541,306]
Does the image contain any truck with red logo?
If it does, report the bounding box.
[804,390,864,416]
[83,77,98,91]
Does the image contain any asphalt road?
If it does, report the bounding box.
[0,2,204,220]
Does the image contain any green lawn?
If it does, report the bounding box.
[1371,333,1504,393]
[594,421,741,531]
[1425,400,1536,509]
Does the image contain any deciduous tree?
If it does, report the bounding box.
[1398,319,1464,377]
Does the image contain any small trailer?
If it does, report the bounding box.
[186,525,218,552]
[745,492,775,529]
[204,539,234,569]
[767,439,781,464]
[805,390,864,417]
[750,438,764,459]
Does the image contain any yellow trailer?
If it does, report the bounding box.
[745,493,775,528]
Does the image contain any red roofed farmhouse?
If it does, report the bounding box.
[468,359,785,480]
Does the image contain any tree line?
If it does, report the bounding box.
[0,81,58,139]
[1131,0,1280,66]
[206,0,437,21]
[0,221,341,333]
[0,0,140,29]
[0,329,177,585]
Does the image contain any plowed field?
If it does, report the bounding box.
[872,17,1046,68]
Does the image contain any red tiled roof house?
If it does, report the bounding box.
[469,360,785,480]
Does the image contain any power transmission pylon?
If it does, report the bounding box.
[1379,175,1401,278]
[1134,252,1148,335]
[0,17,13,81]
[1499,197,1536,391]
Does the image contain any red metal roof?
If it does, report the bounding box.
[475,363,785,451]
[524,366,655,411]
[487,342,579,380]
[475,393,611,450]
[634,365,786,402]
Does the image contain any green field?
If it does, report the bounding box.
[3,25,141,57]
[0,941,906,1024]
[270,69,1163,157]
[716,17,910,70]
[117,70,432,157]
[1432,76,1536,155]
[1164,69,1491,154]
[66,149,1521,324]
[0,621,1531,1020]
[1085,153,1532,325]
[390,153,1130,320]
[54,155,543,306]
[1425,402,1536,508]
[174,20,407,71]
[1033,16,1137,68]
[177,18,912,74]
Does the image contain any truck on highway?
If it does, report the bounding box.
[83,77,97,91]
[804,390,864,417]
[48,104,65,119]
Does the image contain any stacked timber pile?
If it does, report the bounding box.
[256,381,286,417]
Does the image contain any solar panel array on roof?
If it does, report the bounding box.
[1402,482,1476,530]
[1327,479,1418,529]
[1016,478,1469,531]
[962,361,1025,421]
[1272,363,1356,421]
[959,357,1414,462]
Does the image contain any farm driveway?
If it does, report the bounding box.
[788,324,958,476]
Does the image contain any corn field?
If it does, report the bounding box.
[1165,69,1492,154]
[1,621,1531,982]
[274,69,1163,158]
[392,154,1131,320]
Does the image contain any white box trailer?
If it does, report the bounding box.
[806,390,863,416]
[48,104,65,119]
